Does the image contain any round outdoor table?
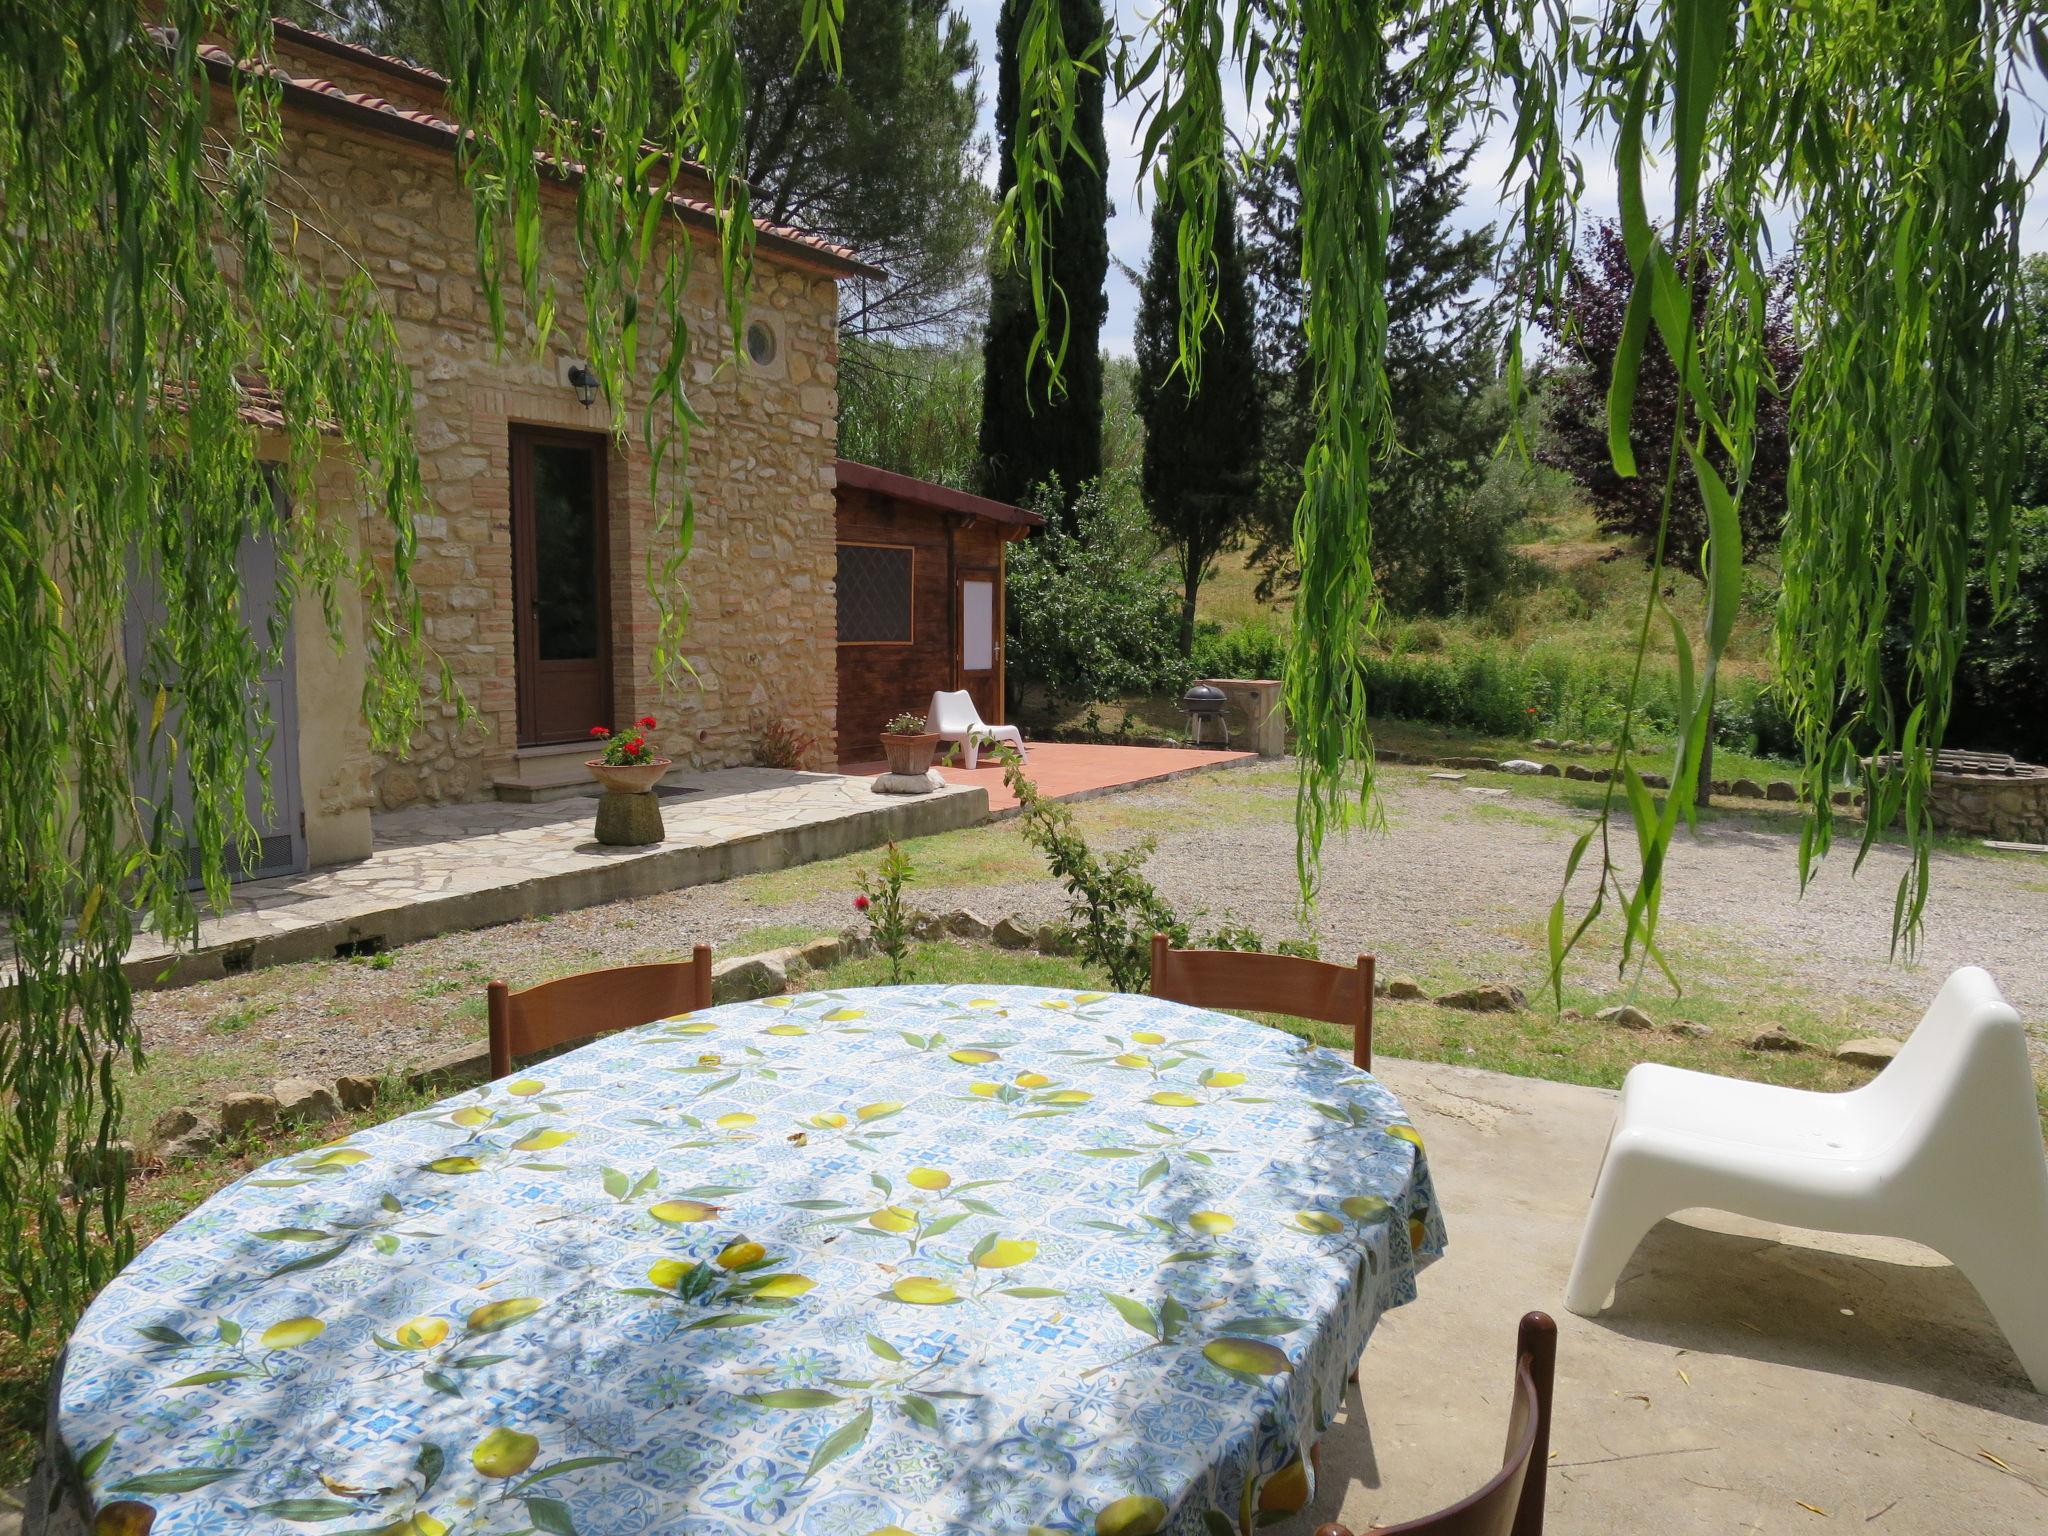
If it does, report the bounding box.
[47,983,1446,1536]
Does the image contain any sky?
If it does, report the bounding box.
[951,1,2048,358]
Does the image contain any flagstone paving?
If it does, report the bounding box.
[122,767,987,986]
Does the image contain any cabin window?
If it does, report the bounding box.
[837,543,914,644]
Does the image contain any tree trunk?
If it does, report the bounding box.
[1179,561,1201,658]
[1698,685,1715,806]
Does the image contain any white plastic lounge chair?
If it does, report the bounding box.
[928,689,1025,770]
[1565,966,2048,1391]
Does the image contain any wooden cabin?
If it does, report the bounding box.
[832,460,1043,764]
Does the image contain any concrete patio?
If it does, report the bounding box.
[121,767,987,988]
[1315,1059,2047,1534]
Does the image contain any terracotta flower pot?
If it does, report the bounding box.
[880,732,940,777]
[586,757,672,795]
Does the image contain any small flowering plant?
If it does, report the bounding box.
[854,841,914,984]
[882,711,929,736]
[589,716,663,766]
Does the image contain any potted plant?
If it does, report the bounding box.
[879,710,940,776]
[585,716,671,794]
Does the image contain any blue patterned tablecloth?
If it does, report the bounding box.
[55,983,1444,1536]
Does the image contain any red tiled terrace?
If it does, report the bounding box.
[840,739,1259,814]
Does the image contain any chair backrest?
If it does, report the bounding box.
[1314,1312,1557,1536]
[1150,933,1375,1069]
[1853,966,2045,1195]
[928,689,983,734]
[487,947,713,1079]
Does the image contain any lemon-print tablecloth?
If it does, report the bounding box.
[52,984,1445,1536]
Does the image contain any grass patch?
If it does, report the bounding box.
[733,771,1290,907]
[119,1039,282,1141]
[1371,717,1800,789]
[805,940,1094,991]
[204,997,276,1035]
[1468,799,1583,833]
[724,922,837,955]
[802,938,2048,1119]
[734,822,1046,904]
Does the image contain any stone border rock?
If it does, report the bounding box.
[1380,747,1838,807]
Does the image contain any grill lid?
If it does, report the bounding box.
[1181,683,1228,714]
[1872,748,2035,777]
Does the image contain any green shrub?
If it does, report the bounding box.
[1006,477,1183,706]
[1945,505,2048,760]
[837,338,982,490]
[1002,751,1187,992]
[1180,614,1800,756]
[1188,615,1290,682]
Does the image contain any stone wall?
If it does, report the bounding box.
[1925,767,2048,843]
[263,98,842,814]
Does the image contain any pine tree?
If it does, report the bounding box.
[1242,44,1502,615]
[1135,186,1262,655]
[978,0,1109,521]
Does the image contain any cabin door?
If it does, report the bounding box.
[511,425,613,745]
[955,567,1000,725]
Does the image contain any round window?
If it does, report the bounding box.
[745,319,778,367]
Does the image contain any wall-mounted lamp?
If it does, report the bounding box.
[567,363,600,407]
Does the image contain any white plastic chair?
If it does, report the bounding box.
[928,689,1024,770]
[1565,966,2048,1391]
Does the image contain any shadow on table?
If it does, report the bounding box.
[1588,1217,2048,1420]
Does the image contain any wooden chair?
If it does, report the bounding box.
[1149,933,1376,1069]
[486,946,713,1079]
[1316,1311,1557,1536]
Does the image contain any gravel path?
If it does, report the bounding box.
[134,763,2048,1086]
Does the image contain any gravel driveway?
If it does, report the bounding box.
[133,763,2048,1087]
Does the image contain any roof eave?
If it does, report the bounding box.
[197,33,883,282]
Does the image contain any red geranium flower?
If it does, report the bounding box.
[639,715,657,729]
[628,737,646,753]
[854,893,871,911]
[590,725,610,737]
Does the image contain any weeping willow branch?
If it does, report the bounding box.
[3,0,2036,1336]
[1,2,437,1330]
[0,0,843,1333]
[1000,0,2035,968]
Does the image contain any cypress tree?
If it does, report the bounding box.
[1242,40,1501,615]
[978,0,1109,522]
[1135,185,1262,655]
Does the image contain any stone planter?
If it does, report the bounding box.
[880,732,940,777]
[585,757,671,795]
[587,758,670,846]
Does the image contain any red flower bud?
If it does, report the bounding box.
[854,894,871,911]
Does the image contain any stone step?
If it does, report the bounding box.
[491,767,602,803]
[491,743,659,803]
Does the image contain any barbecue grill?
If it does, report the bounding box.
[1873,749,2030,777]
[1182,682,1230,747]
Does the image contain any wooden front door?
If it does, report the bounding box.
[956,567,1000,724]
[511,426,613,745]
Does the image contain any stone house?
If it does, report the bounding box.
[169,21,876,878]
